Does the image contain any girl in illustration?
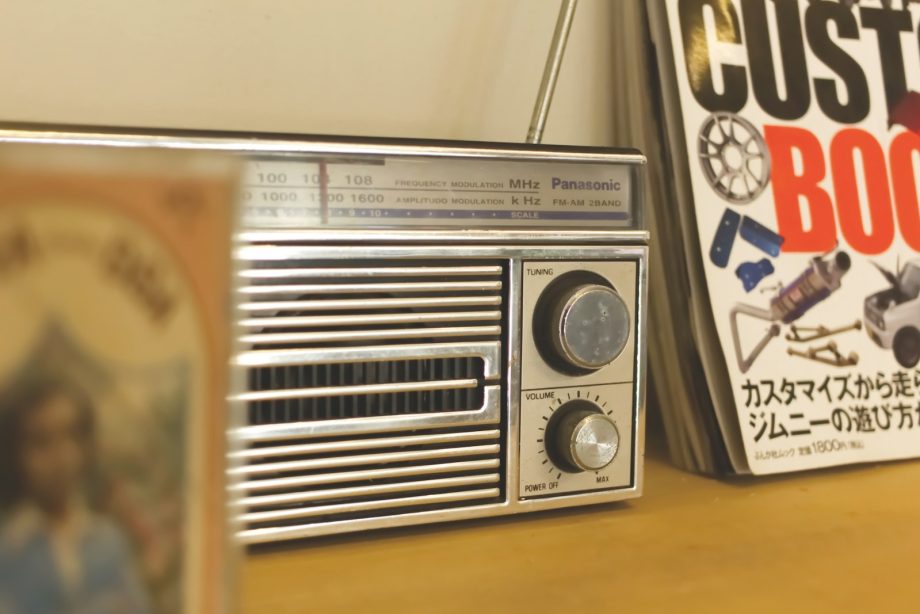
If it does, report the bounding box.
[0,380,151,614]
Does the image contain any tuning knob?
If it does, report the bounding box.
[546,400,620,473]
[534,272,631,374]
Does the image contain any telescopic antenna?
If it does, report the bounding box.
[526,0,579,144]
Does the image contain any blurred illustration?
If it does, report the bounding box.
[697,112,771,205]
[889,90,920,134]
[0,324,188,614]
[865,258,920,368]
[0,139,237,613]
[729,250,851,373]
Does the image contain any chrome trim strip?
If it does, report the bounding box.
[238,228,649,245]
[239,488,501,526]
[239,295,501,312]
[506,258,523,505]
[235,378,478,403]
[236,474,501,508]
[239,325,500,345]
[239,280,502,295]
[239,310,502,328]
[231,429,501,460]
[232,444,501,476]
[234,341,501,380]
[239,265,502,279]
[234,384,501,441]
[0,127,645,165]
[240,483,654,542]
[237,243,650,261]
[232,458,501,493]
[633,248,649,498]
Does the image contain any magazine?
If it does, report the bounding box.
[620,0,920,474]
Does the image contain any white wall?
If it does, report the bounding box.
[0,0,616,145]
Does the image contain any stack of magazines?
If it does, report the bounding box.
[613,0,920,475]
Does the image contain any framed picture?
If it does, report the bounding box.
[0,142,240,614]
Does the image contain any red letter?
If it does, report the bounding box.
[830,128,894,255]
[890,131,920,252]
[764,125,836,252]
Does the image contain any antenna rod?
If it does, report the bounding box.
[526,0,579,144]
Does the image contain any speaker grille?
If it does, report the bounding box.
[231,252,506,542]
[246,357,486,423]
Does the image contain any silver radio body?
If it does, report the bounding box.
[0,128,648,543]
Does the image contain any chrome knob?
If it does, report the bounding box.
[535,275,631,374]
[546,400,620,473]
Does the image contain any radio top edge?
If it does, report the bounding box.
[0,122,647,235]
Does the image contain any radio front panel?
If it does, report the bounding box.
[0,126,648,542]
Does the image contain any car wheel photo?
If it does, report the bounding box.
[893,327,920,368]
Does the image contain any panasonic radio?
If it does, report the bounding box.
[0,126,648,543]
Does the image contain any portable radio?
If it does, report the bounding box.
[0,126,648,543]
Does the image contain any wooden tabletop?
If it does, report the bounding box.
[242,443,920,612]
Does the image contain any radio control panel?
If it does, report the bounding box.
[519,261,638,498]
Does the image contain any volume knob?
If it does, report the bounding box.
[546,400,620,473]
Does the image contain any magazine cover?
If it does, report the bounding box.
[658,0,920,473]
[0,142,239,612]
